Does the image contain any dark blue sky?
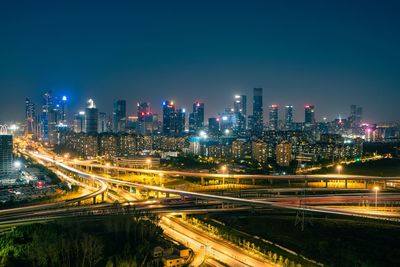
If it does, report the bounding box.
[0,0,399,123]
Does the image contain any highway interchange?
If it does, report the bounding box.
[2,140,400,266]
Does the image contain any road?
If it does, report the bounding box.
[25,151,400,221]
[65,157,400,181]
[161,216,275,267]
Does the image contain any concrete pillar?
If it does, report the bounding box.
[252,178,256,185]
[365,180,368,189]
[201,177,205,186]
[383,181,387,189]
[93,196,96,204]
[345,179,348,189]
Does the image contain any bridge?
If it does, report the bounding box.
[65,158,398,189]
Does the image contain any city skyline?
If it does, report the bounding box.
[1,1,400,122]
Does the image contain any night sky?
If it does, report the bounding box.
[0,0,399,123]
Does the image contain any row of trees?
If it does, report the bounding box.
[0,216,166,267]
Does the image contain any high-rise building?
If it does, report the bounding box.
[268,104,279,131]
[208,118,219,135]
[356,107,363,125]
[252,140,268,163]
[25,98,35,134]
[176,108,186,134]
[99,112,109,133]
[305,105,315,125]
[284,105,293,130]
[252,88,263,136]
[162,100,176,135]
[85,99,99,134]
[60,96,68,124]
[276,141,292,167]
[40,90,52,141]
[0,130,13,176]
[137,102,156,135]
[73,111,86,133]
[113,100,126,133]
[350,105,363,127]
[189,102,204,133]
[233,95,247,133]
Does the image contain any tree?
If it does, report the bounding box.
[80,234,104,267]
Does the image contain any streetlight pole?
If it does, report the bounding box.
[221,165,227,186]
[373,186,379,208]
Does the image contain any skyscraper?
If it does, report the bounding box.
[208,118,219,135]
[137,102,156,135]
[60,96,68,124]
[40,90,52,141]
[0,129,13,176]
[25,98,35,134]
[85,99,99,134]
[350,105,363,127]
[162,100,176,135]
[113,100,126,133]
[73,111,85,133]
[252,88,263,136]
[176,108,186,134]
[268,104,279,131]
[285,105,293,130]
[189,102,204,133]
[99,112,108,133]
[233,95,247,133]
[305,105,315,125]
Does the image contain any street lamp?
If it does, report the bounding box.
[220,165,227,186]
[336,165,343,175]
[105,162,110,175]
[373,186,379,208]
[146,158,152,169]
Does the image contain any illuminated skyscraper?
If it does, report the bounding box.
[176,108,186,134]
[60,96,68,124]
[137,102,156,135]
[25,98,35,134]
[189,102,205,133]
[233,95,247,133]
[305,105,315,125]
[350,105,363,127]
[208,118,219,135]
[73,111,85,133]
[268,104,279,131]
[113,100,126,133]
[0,130,13,176]
[162,100,176,135]
[85,99,99,134]
[285,105,293,130]
[252,88,263,136]
[40,90,52,141]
